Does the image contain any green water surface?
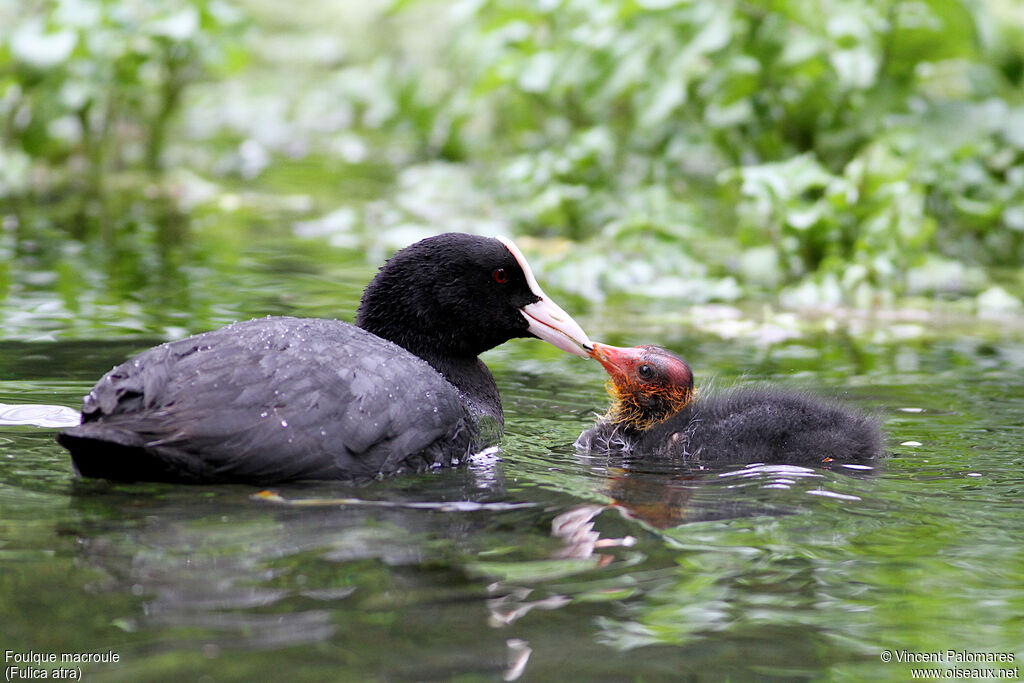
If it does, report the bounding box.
[1,238,1023,682]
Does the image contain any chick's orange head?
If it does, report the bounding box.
[588,343,694,429]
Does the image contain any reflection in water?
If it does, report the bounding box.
[487,588,571,627]
[64,472,551,678]
[252,489,536,512]
[71,492,349,650]
[514,462,891,675]
[484,505,639,680]
[5,335,1024,681]
[582,455,876,529]
[550,504,635,560]
[503,638,532,682]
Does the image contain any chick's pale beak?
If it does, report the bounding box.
[521,297,593,358]
[588,342,643,382]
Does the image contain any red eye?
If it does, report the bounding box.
[492,268,508,284]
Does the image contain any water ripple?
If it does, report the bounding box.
[0,403,80,428]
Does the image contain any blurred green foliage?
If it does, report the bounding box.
[2,0,1024,335]
[0,0,244,236]
[382,0,1024,306]
[0,0,244,170]
[0,0,249,338]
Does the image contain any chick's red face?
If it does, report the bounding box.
[589,343,691,391]
[588,343,694,429]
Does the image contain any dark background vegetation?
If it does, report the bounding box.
[2,0,1024,338]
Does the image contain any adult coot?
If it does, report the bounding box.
[58,233,593,484]
[576,343,882,467]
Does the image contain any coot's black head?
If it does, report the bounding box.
[590,343,694,431]
[356,233,592,360]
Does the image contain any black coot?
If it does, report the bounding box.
[576,343,882,467]
[58,233,593,483]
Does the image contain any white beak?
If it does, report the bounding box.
[496,236,593,358]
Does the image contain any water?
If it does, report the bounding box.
[2,254,1024,680]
